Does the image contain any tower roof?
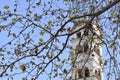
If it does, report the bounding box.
[72,21,102,36]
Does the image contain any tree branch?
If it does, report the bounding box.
[95,0,120,16]
[70,0,120,20]
[34,35,70,79]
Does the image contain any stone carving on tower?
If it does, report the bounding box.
[70,20,103,80]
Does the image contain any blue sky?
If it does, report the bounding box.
[0,0,70,80]
[0,0,120,80]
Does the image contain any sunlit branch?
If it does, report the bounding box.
[34,35,70,79]
[9,13,54,37]
[69,0,120,20]
[1,24,32,48]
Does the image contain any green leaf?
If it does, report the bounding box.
[75,68,79,73]
[12,18,16,22]
[69,14,73,19]
[20,64,26,72]
[67,27,72,33]
[34,13,38,17]
[7,51,10,55]
[70,51,74,55]
[0,54,4,56]
[0,48,2,52]
[4,5,9,9]
[18,18,23,22]
[40,30,45,36]
[111,12,115,17]
[63,69,68,74]
[36,2,41,6]
[22,77,26,80]
[71,58,76,64]
[38,38,43,44]
[46,52,51,59]
[48,21,52,25]
[12,33,16,38]
[34,13,41,20]
[71,0,75,2]
[29,52,33,55]
[44,45,49,49]
[54,45,58,49]
[10,65,13,72]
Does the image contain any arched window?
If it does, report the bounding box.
[94,45,100,56]
[95,69,98,74]
[84,30,88,36]
[95,69,101,80]
[85,67,90,77]
[75,45,83,54]
[92,54,95,57]
[76,32,81,38]
[84,44,89,52]
[97,48,100,56]
[78,69,82,79]
[78,67,90,79]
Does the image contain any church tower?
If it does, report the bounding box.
[71,21,103,80]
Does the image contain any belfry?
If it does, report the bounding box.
[71,20,103,80]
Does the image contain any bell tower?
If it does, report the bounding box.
[70,21,103,80]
